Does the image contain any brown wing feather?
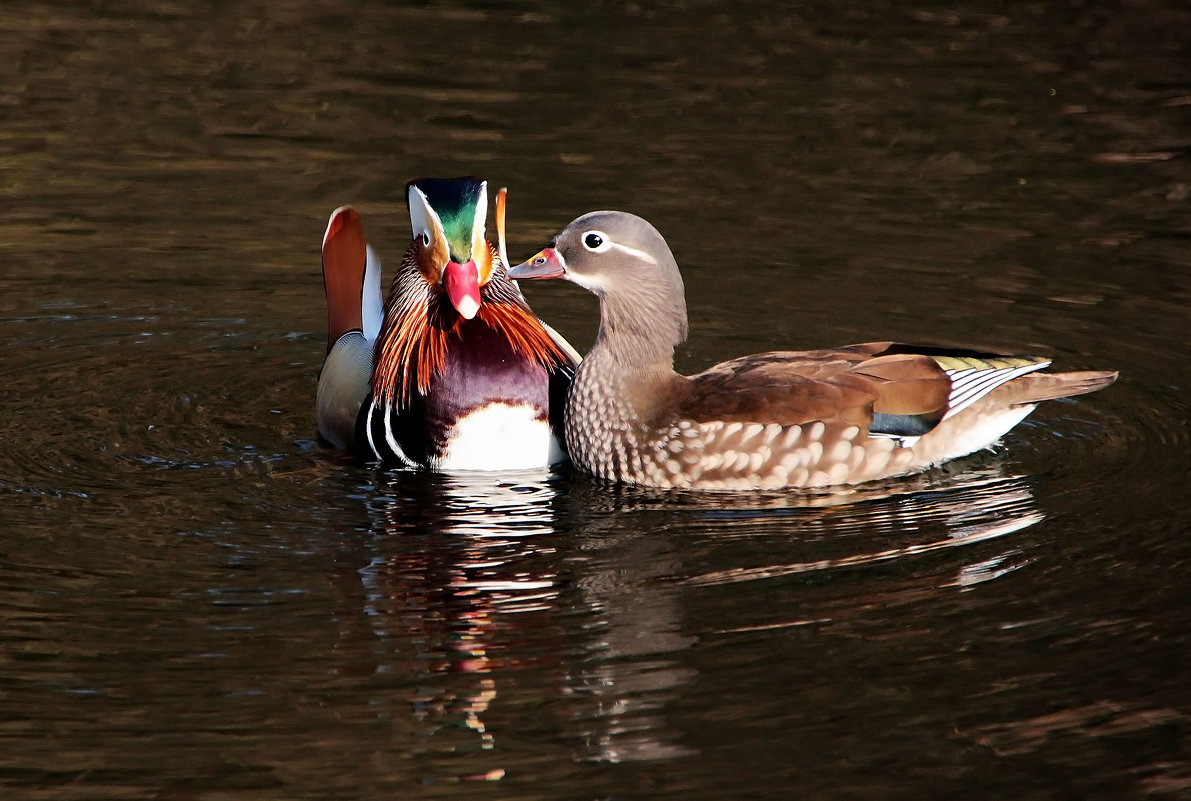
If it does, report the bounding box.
[848,353,951,418]
[677,343,954,433]
[666,341,1109,437]
[682,351,879,428]
[322,207,368,350]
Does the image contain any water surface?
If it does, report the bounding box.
[1,2,1189,799]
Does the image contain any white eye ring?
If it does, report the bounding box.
[582,230,611,252]
[419,231,431,247]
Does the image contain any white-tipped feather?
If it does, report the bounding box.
[322,205,351,249]
[943,362,1050,421]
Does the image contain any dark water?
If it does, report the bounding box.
[2,2,1189,799]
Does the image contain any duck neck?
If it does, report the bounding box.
[588,280,688,374]
[566,286,687,473]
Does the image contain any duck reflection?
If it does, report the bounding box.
[551,477,700,762]
[675,464,1042,592]
[323,470,558,766]
[321,466,699,772]
[320,458,1045,775]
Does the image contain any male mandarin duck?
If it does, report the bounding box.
[316,177,578,470]
[508,211,1118,491]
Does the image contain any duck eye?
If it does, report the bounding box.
[582,231,609,252]
[419,232,430,247]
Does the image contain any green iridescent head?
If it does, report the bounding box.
[406,176,488,263]
[405,176,493,320]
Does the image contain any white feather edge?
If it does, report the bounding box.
[322,205,351,249]
[543,322,582,367]
[471,181,488,264]
[942,361,1051,421]
[362,244,383,342]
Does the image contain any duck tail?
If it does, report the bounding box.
[1009,370,1119,406]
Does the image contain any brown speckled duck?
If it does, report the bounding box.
[508,211,1118,491]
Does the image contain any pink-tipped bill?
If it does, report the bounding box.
[444,260,482,319]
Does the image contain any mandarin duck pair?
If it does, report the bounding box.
[317,177,1116,491]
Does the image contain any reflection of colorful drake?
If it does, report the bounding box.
[316,177,578,469]
[324,472,569,778]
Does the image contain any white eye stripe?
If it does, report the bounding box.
[609,241,657,265]
[579,230,657,265]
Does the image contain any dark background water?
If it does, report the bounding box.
[2,2,1189,799]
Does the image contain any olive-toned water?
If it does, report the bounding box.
[2,2,1188,799]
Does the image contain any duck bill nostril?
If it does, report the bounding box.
[508,247,566,281]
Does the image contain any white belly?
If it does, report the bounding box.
[437,402,565,471]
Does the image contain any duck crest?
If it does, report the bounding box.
[372,243,568,408]
[409,176,485,261]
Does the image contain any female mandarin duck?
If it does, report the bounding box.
[316,177,578,469]
[509,211,1118,491]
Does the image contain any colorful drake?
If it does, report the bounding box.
[509,210,1118,491]
[316,177,578,470]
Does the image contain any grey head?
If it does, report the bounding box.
[510,210,689,359]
